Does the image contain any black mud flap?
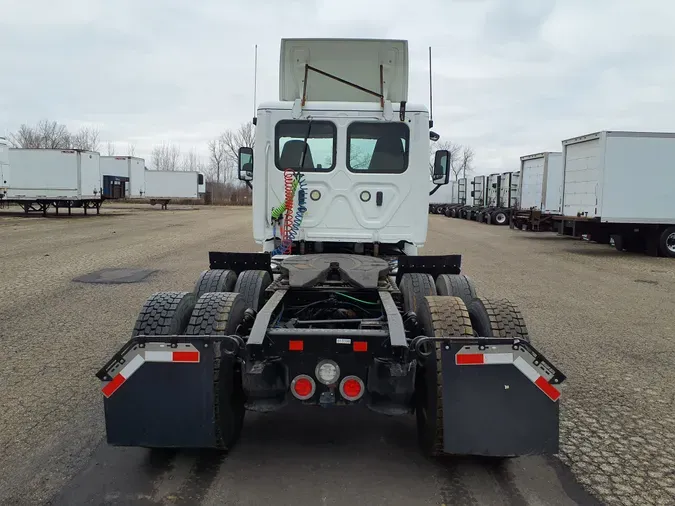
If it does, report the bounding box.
[440,338,565,457]
[96,337,234,449]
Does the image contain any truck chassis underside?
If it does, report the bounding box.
[96,251,566,458]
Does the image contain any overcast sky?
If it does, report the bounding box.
[1,0,673,175]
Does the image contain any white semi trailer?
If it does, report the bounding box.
[143,169,204,208]
[100,156,146,199]
[0,138,8,201]
[3,148,102,215]
[557,130,675,257]
[510,152,563,232]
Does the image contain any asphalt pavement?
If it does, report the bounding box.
[0,204,673,506]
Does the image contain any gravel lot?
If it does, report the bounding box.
[0,204,673,506]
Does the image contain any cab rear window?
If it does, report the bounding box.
[347,122,410,174]
[275,120,336,172]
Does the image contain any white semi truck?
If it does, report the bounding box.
[96,38,565,459]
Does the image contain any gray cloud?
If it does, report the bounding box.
[1,0,674,172]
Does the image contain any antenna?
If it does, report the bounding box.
[428,46,434,128]
[253,44,258,125]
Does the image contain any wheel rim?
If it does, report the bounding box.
[667,232,675,254]
[496,213,506,224]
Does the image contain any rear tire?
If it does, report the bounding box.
[658,226,675,258]
[186,292,248,450]
[466,297,530,342]
[415,295,474,457]
[131,291,196,337]
[435,274,477,307]
[234,270,272,312]
[194,269,238,298]
[399,273,437,314]
[493,211,508,225]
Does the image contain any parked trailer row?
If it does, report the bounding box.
[436,172,521,226]
[0,143,206,215]
[509,130,675,258]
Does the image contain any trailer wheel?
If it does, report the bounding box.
[399,273,437,314]
[435,274,477,306]
[186,292,248,450]
[658,226,675,258]
[415,295,473,457]
[492,211,508,225]
[194,269,238,298]
[466,297,530,342]
[234,269,272,312]
[131,291,196,337]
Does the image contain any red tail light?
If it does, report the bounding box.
[291,374,316,400]
[339,375,365,401]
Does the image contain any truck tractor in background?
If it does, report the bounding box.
[96,38,565,458]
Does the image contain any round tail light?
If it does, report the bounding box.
[339,375,365,401]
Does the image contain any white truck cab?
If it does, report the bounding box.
[238,38,450,257]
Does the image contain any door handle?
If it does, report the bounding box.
[376,191,383,206]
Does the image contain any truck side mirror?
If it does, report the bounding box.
[470,191,475,197]
[238,147,253,182]
[432,149,451,185]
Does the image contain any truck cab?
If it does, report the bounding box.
[238,39,450,257]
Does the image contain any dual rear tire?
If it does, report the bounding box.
[130,267,273,451]
[399,272,530,458]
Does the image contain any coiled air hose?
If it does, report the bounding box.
[271,169,307,255]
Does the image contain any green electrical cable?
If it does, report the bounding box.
[270,178,300,220]
[334,292,380,305]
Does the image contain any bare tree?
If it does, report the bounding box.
[127,143,136,156]
[8,119,71,149]
[182,148,201,172]
[151,142,181,171]
[71,126,100,151]
[106,141,116,156]
[207,136,227,184]
[458,146,475,180]
[220,121,255,180]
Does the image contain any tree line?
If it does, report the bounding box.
[6,119,473,195]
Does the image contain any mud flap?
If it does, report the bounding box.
[440,339,564,457]
[97,338,223,448]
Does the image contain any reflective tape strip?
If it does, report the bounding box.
[513,356,539,382]
[484,352,513,364]
[102,354,145,398]
[455,345,561,402]
[101,345,200,398]
[145,350,173,362]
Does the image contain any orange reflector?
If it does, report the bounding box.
[342,378,362,398]
[289,340,304,351]
[293,377,313,397]
[353,341,367,352]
